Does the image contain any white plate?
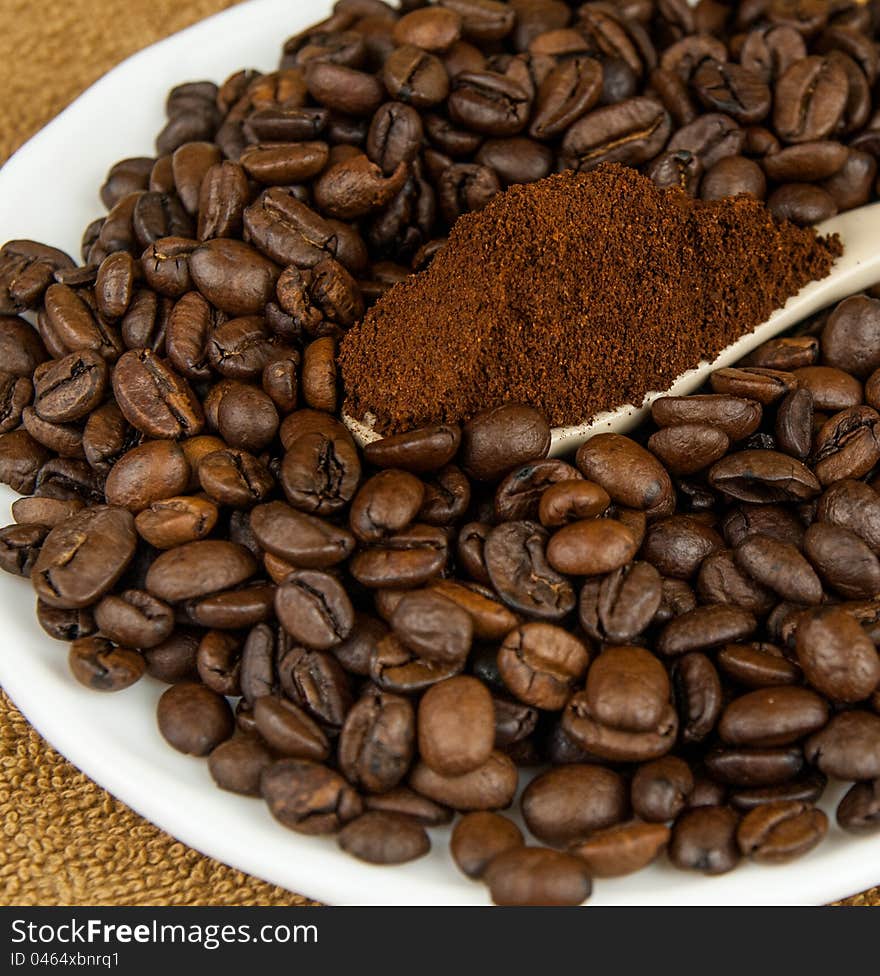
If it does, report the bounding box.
[1,0,879,906]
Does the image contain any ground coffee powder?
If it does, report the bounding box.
[338,163,841,432]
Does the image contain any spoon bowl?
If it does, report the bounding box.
[344,201,880,456]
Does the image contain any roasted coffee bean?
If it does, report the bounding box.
[428,580,517,641]
[562,645,677,762]
[484,847,592,906]
[497,622,589,709]
[105,440,190,512]
[483,521,574,619]
[278,644,352,728]
[254,695,329,761]
[37,601,96,642]
[716,642,800,688]
[112,349,204,439]
[460,404,549,482]
[796,606,880,703]
[250,501,355,569]
[157,681,233,755]
[33,350,107,425]
[189,582,275,630]
[0,523,48,576]
[451,811,524,879]
[68,636,144,692]
[199,448,274,507]
[93,590,173,649]
[648,424,729,476]
[409,749,517,811]
[570,821,670,878]
[642,516,723,580]
[733,535,823,605]
[350,523,448,588]
[576,433,674,517]
[803,522,880,600]
[632,756,695,823]
[704,746,804,787]
[281,430,361,514]
[195,630,243,695]
[349,469,425,543]
[821,296,880,379]
[659,605,756,656]
[837,779,880,834]
[11,496,83,528]
[370,632,462,694]
[188,239,280,316]
[672,652,724,744]
[547,518,640,577]
[813,406,880,485]
[142,629,200,684]
[578,561,662,644]
[338,811,430,864]
[652,394,762,441]
[736,800,827,863]
[745,336,818,371]
[363,786,451,826]
[538,479,609,527]
[697,549,775,615]
[719,686,828,747]
[146,540,256,602]
[391,590,472,665]
[262,758,363,834]
[774,55,849,143]
[805,711,880,781]
[493,459,578,522]
[522,764,628,846]
[364,423,461,473]
[208,735,273,796]
[418,675,494,775]
[669,806,741,875]
[339,686,415,793]
[709,450,820,503]
[32,506,136,609]
[561,97,671,171]
[275,569,354,650]
[134,495,218,549]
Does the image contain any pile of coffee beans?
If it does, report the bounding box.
[2,0,880,905]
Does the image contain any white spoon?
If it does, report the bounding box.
[344,200,880,456]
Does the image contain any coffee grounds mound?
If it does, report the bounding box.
[339,163,842,433]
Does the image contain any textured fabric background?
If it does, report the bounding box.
[0,0,876,907]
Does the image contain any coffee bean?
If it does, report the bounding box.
[578,560,662,644]
[451,810,523,878]
[570,821,670,878]
[484,847,592,906]
[338,811,430,864]
[69,636,144,692]
[837,779,880,834]
[547,518,639,576]
[146,539,256,602]
[460,404,550,481]
[669,806,741,875]
[409,749,517,810]
[364,423,461,473]
[339,686,415,793]
[805,711,880,780]
[631,756,695,823]
[254,695,329,761]
[275,569,354,650]
[522,764,627,846]
[391,590,473,665]
[719,686,829,747]
[208,735,274,796]
[659,605,757,655]
[350,523,448,588]
[716,642,800,688]
[262,758,363,834]
[157,681,234,755]
[497,622,589,710]
[736,800,828,863]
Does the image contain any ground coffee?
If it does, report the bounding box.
[339,163,841,432]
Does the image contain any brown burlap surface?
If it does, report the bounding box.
[0,0,876,907]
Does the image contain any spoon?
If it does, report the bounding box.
[344,200,880,456]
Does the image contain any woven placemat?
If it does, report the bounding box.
[0,0,876,907]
